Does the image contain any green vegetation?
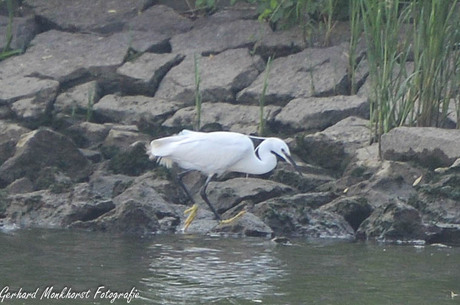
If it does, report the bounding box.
[193,53,202,131]
[0,0,22,61]
[214,0,459,152]
[258,56,272,136]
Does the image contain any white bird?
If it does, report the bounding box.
[147,130,301,224]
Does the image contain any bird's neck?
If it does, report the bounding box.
[246,140,278,175]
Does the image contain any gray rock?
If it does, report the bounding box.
[381,127,460,168]
[170,19,272,55]
[24,0,149,34]
[237,43,350,105]
[65,122,111,149]
[116,53,184,95]
[0,30,130,83]
[345,161,422,209]
[125,4,193,37]
[0,122,30,164]
[72,174,180,234]
[11,80,60,127]
[275,97,369,132]
[356,201,425,242]
[156,49,264,104]
[162,102,281,134]
[102,125,150,151]
[253,195,355,239]
[213,212,273,237]
[319,196,373,231]
[53,81,101,116]
[0,128,92,187]
[296,116,371,172]
[0,76,59,105]
[256,25,305,59]
[0,15,37,50]
[3,183,114,229]
[207,177,294,214]
[93,95,180,127]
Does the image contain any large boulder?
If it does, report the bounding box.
[24,0,149,34]
[274,97,369,132]
[162,102,281,134]
[356,201,425,242]
[206,177,294,214]
[0,30,131,83]
[155,49,264,104]
[0,128,92,188]
[253,195,355,239]
[237,43,350,105]
[0,122,30,164]
[381,127,460,168]
[116,53,184,95]
[125,4,193,37]
[71,174,181,234]
[170,19,272,55]
[93,95,180,127]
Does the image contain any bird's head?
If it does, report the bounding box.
[265,138,302,175]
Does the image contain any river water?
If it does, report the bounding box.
[0,229,459,305]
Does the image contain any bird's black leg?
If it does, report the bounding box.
[177,170,195,204]
[200,174,221,221]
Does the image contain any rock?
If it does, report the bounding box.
[319,196,373,231]
[356,201,425,242]
[65,122,111,149]
[212,212,273,237]
[53,81,101,116]
[6,177,34,194]
[0,76,59,105]
[256,25,305,59]
[206,177,294,214]
[237,43,350,105]
[125,4,193,37]
[101,125,149,152]
[3,183,115,229]
[88,171,134,199]
[93,95,180,127]
[413,172,460,225]
[345,161,423,209]
[10,79,60,127]
[24,0,149,34]
[0,30,130,83]
[0,15,38,51]
[156,49,264,104]
[271,165,335,193]
[0,122,30,164]
[295,117,372,173]
[162,102,281,134]
[117,53,184,95]
[274,97,369,132]
[253,195,355,239]
[72,174,180,234]
[381,127,460,168]
[170,19,272,55]
[0,128,92,188]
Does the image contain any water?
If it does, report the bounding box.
[0,229,459,305]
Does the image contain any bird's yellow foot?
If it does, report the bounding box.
[219,210,247,225]
[183,204,199,231]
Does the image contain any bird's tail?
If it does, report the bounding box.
[146,139,176,168]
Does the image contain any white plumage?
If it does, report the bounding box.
[147,129,300,221]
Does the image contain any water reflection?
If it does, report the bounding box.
[142,236,285,304]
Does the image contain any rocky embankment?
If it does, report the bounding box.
[0,0,459,245]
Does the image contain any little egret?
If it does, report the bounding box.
[147,130,301,227]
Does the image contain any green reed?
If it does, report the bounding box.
[194,54,202,131]
[258,56,272,136]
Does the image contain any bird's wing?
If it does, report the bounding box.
[151,131,255,175]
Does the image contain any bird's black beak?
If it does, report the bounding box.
[278,149,302,176]
[284,153,303,176]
